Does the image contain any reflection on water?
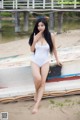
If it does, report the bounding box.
[0,19,33,43]
[0,18,80,44]
[0,29,28,43]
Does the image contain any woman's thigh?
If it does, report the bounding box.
[41,62,49,83]
[31,62,41,80]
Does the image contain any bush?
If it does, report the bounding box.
[1,12,12,17]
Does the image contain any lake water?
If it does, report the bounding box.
[0,18,80,44]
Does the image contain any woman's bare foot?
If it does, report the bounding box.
[32,103,39,114]
[32,107,38,114]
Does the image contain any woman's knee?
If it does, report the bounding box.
[34,75,41,82]
[41,81,46,87]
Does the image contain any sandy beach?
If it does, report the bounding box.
[0,95,80,120]
[0,29,80,119]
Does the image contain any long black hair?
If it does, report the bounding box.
[29,17,54,53]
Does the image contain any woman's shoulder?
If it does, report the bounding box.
[49,31,56,35]
[50,32,56,39]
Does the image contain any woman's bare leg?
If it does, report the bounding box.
[31,62,41,102]
[32,62,49,114]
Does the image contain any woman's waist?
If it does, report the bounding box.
[35,51,49,55]
[32,54,49,60]
[35,53,49,58]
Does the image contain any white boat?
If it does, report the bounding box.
[0,45,80,103]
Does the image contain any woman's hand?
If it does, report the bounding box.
[33,31,42,43]
[30,31,43,52]
[56,60,62,66]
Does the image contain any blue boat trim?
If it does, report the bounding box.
[47,73,80,80]
[0,55,19,61]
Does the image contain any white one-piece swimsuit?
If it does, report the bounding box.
[31,42,50,67]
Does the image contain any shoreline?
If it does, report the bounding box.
[0,29,80,58]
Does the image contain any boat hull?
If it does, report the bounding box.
[0,59,80,99]
[0,59,80,88]
[0,45,80,99]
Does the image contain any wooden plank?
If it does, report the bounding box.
[0,8,80,12]
[1,0,80,11]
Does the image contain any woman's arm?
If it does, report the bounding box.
[30,31,42,52]
[51,33,61,65]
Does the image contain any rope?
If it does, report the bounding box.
[0,88,80,103]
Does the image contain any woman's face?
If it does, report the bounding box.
[37,22,45,32]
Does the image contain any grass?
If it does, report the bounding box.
[77,100,80,104]
[64,99,72,103]
[1,12,12,17]
[49,97,80,108]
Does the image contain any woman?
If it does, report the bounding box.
[29,17,61,114]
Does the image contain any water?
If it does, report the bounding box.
[0,25,30,44]
[0,18,80,44]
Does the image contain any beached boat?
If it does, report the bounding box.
[0,45,80,102]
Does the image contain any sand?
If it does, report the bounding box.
[0,95,80,120]
[0,29,80,118]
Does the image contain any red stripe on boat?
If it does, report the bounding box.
[46,76,80,82]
